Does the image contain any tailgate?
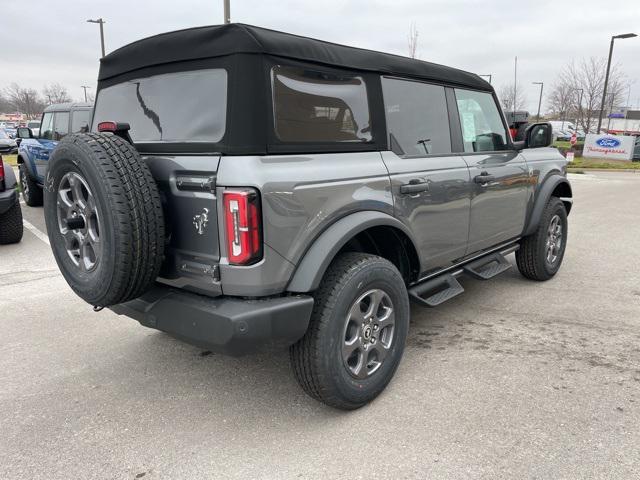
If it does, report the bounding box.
[144,154,222,296]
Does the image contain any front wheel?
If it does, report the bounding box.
[516,197,568,281]
[19,163,43,207]
[290,252,410,410]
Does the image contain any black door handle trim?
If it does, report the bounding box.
[474,174,495,184]
[400,182,429,194]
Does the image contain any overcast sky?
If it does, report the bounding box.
[2,0,639,112]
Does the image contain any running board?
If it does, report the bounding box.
[408,244,519,307]
[462,252,511,280]
[409,274,464,308]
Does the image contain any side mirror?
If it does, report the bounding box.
[16,127,33,140]
[524,123,553,149]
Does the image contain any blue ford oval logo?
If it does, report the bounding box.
[596,137,621,148]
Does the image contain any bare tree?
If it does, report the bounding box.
[547,81,574,120]
[4,83,46,119]
[408,22,419,59]
[43,83,72,104]
[548,57,626,133]
[498,83,528,111]
[0,92,13,113]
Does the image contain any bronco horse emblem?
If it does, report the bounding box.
[192,208,209,235]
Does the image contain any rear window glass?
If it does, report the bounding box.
[92,69,227,143]
[381,77,451,156]
[271,66,371,143]
[71,110,92,133]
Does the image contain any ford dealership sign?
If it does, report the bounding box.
[583,134,633,161]
[595,137,622,148]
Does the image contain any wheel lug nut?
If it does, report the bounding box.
[373,325,379,331]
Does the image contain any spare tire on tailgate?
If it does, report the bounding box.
[44,133,165,308]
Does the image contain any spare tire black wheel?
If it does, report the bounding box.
[44,133,165,308]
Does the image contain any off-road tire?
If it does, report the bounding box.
[516,197,568,281]
[44,132,165,307]
[0,200,23,244]
[19,163,43,206]
[290,252,410,410]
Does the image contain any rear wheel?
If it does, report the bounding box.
[290,252,410,410]
[19,163,43,207]
[0,200,23,244]
[516,197,568,281]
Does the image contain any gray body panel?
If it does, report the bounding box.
[381,152,470,272]
[463,151,531,253]
[144,154,223,296]
[144,146,568,299]
[216,152,394,264]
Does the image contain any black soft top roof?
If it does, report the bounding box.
[99,23,491,91]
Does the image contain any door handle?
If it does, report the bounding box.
[474,173,495,184]
[400,180,429,195]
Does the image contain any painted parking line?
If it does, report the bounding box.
[22,219,50,246]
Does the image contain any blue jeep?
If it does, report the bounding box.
[16,102,93,206]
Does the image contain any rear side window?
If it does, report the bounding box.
[53,112,69,140]
[71,109,91,133]
[92,69,227,143]
[271,66,371,143]
[454,89,508,152]
[381,77,451,156]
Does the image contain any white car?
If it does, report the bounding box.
[27,121,41,137]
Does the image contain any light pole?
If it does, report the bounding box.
[596,33,637,133]
[81,86,91,102]
[479,74,492,84]
[87,18,106,58]
[223,0,230,24]
[532,81,544,121]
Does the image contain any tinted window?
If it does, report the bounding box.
[92,69,227,142]
[455,89,508,152]
[272,66,371,143]
[381,77,451,156]
[40,112,54,140]
[53,112,70,140]
[71,110,92,133]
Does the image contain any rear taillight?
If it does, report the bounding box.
[223,189,262,265]
[97,121,118,132]
[0,156,4,183]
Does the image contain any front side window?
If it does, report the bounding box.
[53,112,70,140]
[71,110,92,133]
[272,66,371,143]
[40,112,54,140]
[381,77,451,156]
[455,89,509,152]
[92,69,227,143]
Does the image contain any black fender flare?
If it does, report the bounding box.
[16,153,36,178]
[287,210,420,293]
[2,162,18,190]
[523,175,572,237]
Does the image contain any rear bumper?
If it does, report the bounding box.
[109,285,314,356]
[0,188,17,215]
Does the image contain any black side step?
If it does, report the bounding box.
[408,274,464,308]
[463,252,512,280]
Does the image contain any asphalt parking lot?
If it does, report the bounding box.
[1,169,639,479]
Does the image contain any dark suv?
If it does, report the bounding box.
[44,24,572,409]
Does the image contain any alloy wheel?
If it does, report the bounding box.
[56,172,102,272]
[342,289,395,379]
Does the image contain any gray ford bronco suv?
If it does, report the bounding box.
[45,24,572,409]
